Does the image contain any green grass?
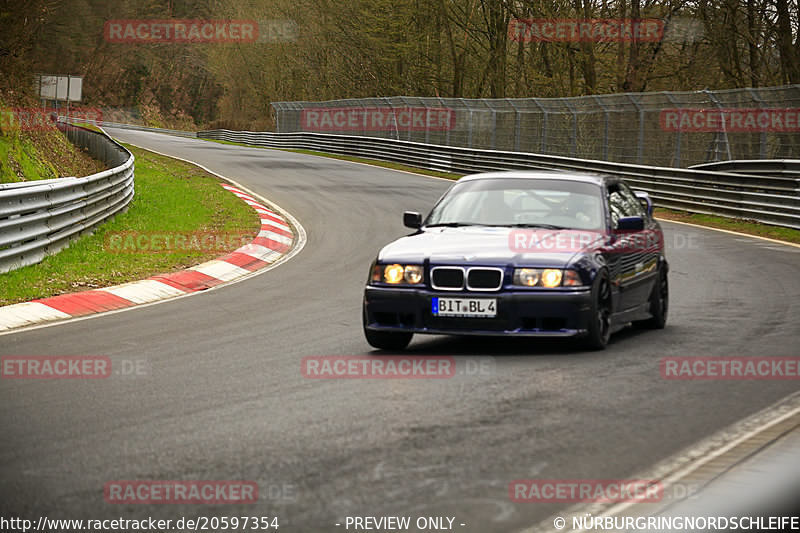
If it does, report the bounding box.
[654,208,800,244]
[0,134,61,183]
[0,144,261,306]
[73,122,102,133]
[0,118,105,183]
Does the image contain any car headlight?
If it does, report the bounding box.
[514,268,539,287]
[404,265,423,284]
[540,269,563,288]
[371,264,424,285]
[513,268,583,287]
[384,264,405,284]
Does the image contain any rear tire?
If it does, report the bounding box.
[584,272,612,350]
[634,266,668,330]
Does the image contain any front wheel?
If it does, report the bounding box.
[364,328,413,351]
[363,307,413,350]
[584,273,612,350]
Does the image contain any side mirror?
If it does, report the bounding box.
[403,211,422,229]
[633,191,654,217]
[617,216,645,231]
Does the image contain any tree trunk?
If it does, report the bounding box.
[775,0,800,82]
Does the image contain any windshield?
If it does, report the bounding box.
[425,178,604,231]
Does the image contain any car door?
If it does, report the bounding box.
[620,182,662,308]
[606,183,654,311]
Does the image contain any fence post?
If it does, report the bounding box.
[593,95,609,161]
[385,97,399,141]
[360,100,368,138]
[437,96,451,147]
[398,96,411,141]
[703,89,732,162]
[746,87,767,159]
[423,99,430,145]
[508,99,521,152]
[462,99,474,148]
[664,93,682,167]
[532,98,548,154]
[564,99,578,157]
[489,100,497,150]
[625,94,645,164]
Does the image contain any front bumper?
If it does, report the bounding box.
[364,285,593,337]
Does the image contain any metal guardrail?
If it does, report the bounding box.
[0,123,135,273]
[690,159,800,178]
[196,129,800,229]
[79,120,197,138]
[99,121,197,138]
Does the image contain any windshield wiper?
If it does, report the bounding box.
[426,222,572,230]
[505,223,570,230]
[425,222,482,228]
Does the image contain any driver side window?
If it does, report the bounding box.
[607,184,644,227]
[618,183,646,218]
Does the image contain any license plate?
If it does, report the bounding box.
[432,297,497,318]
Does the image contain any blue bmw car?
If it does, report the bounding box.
[363,171,668,350]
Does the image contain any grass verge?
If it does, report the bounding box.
[202,137,800,245]
[0,118,104,183]
[0,144,261,306]
[653,208,800,244]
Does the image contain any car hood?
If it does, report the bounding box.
[378,226,603,267]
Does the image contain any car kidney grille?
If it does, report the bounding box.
[431,267,465,290]
[467,268,503,291]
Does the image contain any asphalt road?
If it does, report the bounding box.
[1,129,799,532]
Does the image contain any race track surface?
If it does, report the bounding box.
[2,129,798,531]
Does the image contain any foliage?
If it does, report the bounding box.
[1,0,798,129]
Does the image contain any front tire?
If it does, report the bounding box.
[363,307,413,350]
[364,328,413,351]
[584,272,612,350]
